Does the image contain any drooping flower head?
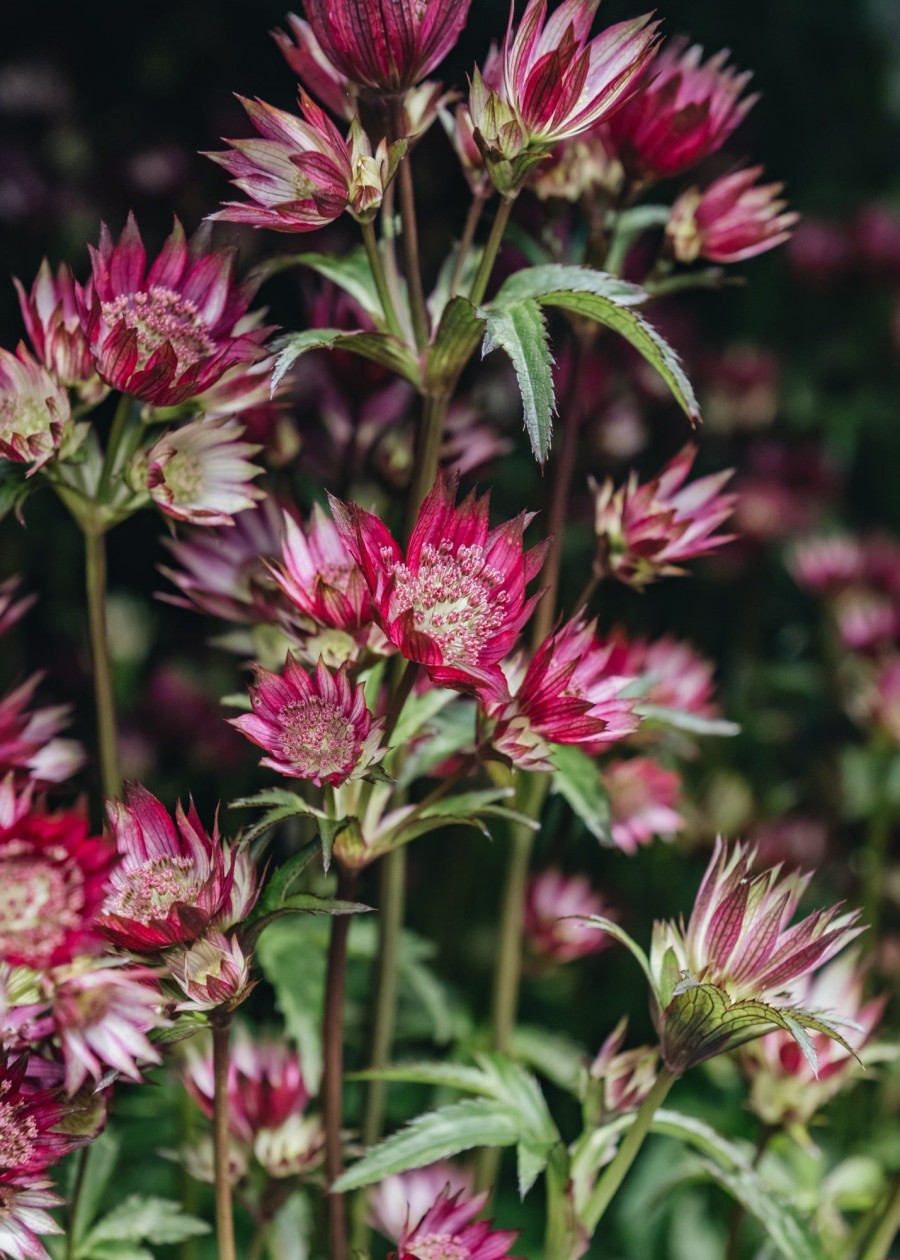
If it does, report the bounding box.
[13,259,104,402]
[524,869,613,963]
[604,757,684,854]
[667,167,798,265]
[605,38,757,181]
[395,1186,520,1260]
[0,803,114,969]
[300,0,472,93]
[230,655,385,787]
[0,674,85,788]
[100,783,241,953]
[369,1164,474,1245]
[84,213,266,406]
[487,618,639,770]
[208,95,405,233]
[0,1175,64,1260]
[592,445,736,588]
[331,472,547,698]
[144,416,263,527]
[0,345,72,474]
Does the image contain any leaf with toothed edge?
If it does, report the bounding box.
[481,298,556,465]
[272,328,421,390]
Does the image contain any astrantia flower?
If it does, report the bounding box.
[231,655,385,787]
[789,534,864,594]
[47,959,163,1095]
[0,1055,84,1174]
[0,674,85,788]
[592,445,736,588]
[649,837,864,1073]
[301,0,472,92]
[370,1164,474,1245]
[208,95,404,233]
[0,1175,63,1260]
[0,805,114,969]
[395,1186,520,1260]
[253,1113,325,1179]
[331,472,547,698]
[168,930,252,1013]
[0,345,71,474]
[100,783,240,953]
[667,167,798,265]
[612,634,719,725]
[589,1020,659,1119]
[274,12,356,118]
[605,39,757,181]
[524,869,612,963]
[604,758,684,854]
[13,259,104,402]
[145,417,263,527]
[84,213,265,406]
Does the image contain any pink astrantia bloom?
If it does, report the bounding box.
[0,1175,63,1260]
[488,618,639,771]
[168,930,252,1012]
[789,534,865,594]
[0,1055,84,1175]
[208,95,404,233]
[301,0,472,92]
[0,345,71,474]
[274,12,356,118]
[0,805,114,969]
[0,674,85,788]
[231,655,385,787]
[47,960,163,1096]
[589,1019,659,1119]
[395,1186,520,1260]
[83,213,266,406]
[370,1164,474,1245]
[604,758,685,854]
[605,39,757,180]
[592,445,736,588]
[13,259,104,402]
[524,869,612,963]
[145,417,264,527]
[615,635,719,723]
[668,167,798,265]
[331,473,547,698]
[271,505,377,640]
[100,783,245,953]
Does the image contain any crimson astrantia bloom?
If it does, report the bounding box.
[592,445,736,588]
[231,655,385,787]
[207,95,403,233]
[0,1174,63,1260]
[301,0,472,92]
[0,345,71,474]
[487,618,639,771]
[13,259,104,402]
[145,417,264,527]
[0,805,114,969]
[604,757,684,854]
[370,1164,474,1245]
[272,505,375,636]
[605,38,757,180]
[84,213,266,406]
[394,1186,520,1260]
[100,783,240,952]
[331,473,547,698]
[0,1055,84,1176]
[0,674,85,788]
[524,869,612,963]
[667,167,798,265]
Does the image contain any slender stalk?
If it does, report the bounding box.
[65,1146,91,1259]
[448,195,488,299]
[84,529,120,799]
[323,867,357,1260]
[361,219,405,340]
[406,393,450,528]
[388,100,429,350]
[212,1016,237,1260]
[724,1126,775,1260]
[361,848,406,1147]
[862,740,893,937]
[859,1173,900,1260]
[582,1068,676,1233]
[469,197,515,307]
[97,392,132,502]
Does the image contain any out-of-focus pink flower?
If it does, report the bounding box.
[592,445,736,588]
[145,417,263,527]
[732,442,839,542]
[0,674,85,788]
[530,130,623,202]
[605,39,756,180]
[83,213,266,407]
[168,930,252,1012]
[524,869,612,963]
[331,472,547,698]
[0,1054,85,1174]
[46,959,163,1096]
[788,218,852,287]
[833,588,899,653]
[0,344,71,473]
[396,1186,520,1260]
[441,102,492,197]
[612,634,719,725]
[0,577,35,639]
[272,505,376,642]
[702,346,780,435]
[0,1174,63,1259]
[871,658,900,743]
[589,1019,659,1118]
[231,655,384,787]
[369,1163,474,1244]
[101,783,247,953]
[668,167,798,265]
[0,804,114,969]
[744,952,885,1125]
[301,0,471,92]
[604,758,684,854]
[854,204,900,279]
[13,260,104,403]
[208,95,404,233]
[789,534,865,595]
[750,816,830,872]
[488,618,639,771]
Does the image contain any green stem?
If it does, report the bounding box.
[65,1145,91,1259]
[212,1016,237,1260]
[469,196,515,307]
[448,194,488,299]
[406,393,450,529]
[862,741,893,937]
[97,392,133,502]
[582,1068,676,1234]
[389,99,429,351]
[84,529,120,800]
[361,847,406,1148]
[724,1126,775,1260]
[544,1148,577,1260]
[361,219,405,340]
[323,867,357,1260]
[859,1173,900,1260]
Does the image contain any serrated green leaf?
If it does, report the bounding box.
[272,329,420,390]
[149,1010,208,1045]
[255,842,321,916]
[390,686,458,749]
[349,1062,493,1094]
[511,1025,587,1096]
[482,299,555,464]
[548,744,611,843]
[256,919,326,1091]
[518,1137,556,1198]
[495,264,646,308]
[250,247,382,320]
[418,788,514,817]
[396,700,477,787]
[425,296,485,393]
[77,1196,209,1251]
